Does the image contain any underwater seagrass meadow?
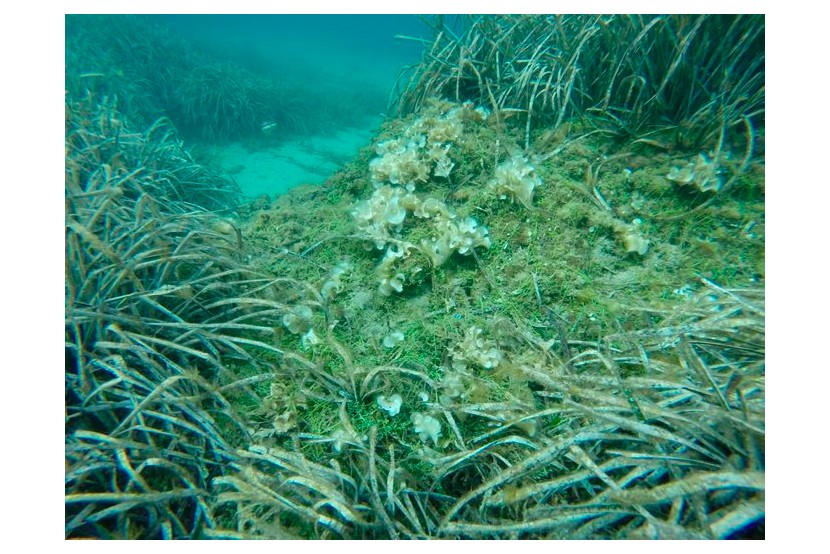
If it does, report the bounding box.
[65,14,765,539]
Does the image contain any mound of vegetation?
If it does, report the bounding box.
[231,95,764,538]
[65,14,764,539]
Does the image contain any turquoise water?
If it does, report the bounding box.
[154,15,429,92]
[66,15,432,198]
[154,15,431,196]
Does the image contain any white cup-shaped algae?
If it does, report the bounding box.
[377,394,403,417]
[411,412,442,446]
[383,330,405,348]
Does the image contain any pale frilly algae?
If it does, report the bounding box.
[666,152,723,192]
[450,326,502,370]
[367,102,481,190]
[376,242,411,296]
[489,153,542,209]
[352,185,419,250]
[421,216,491,267]
[377,394,403,416]
[354,186,491,296]
[411,412,442,446]
[370,137,431,188]
[353,102,497,296]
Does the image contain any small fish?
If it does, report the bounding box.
[261,121,278,133]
